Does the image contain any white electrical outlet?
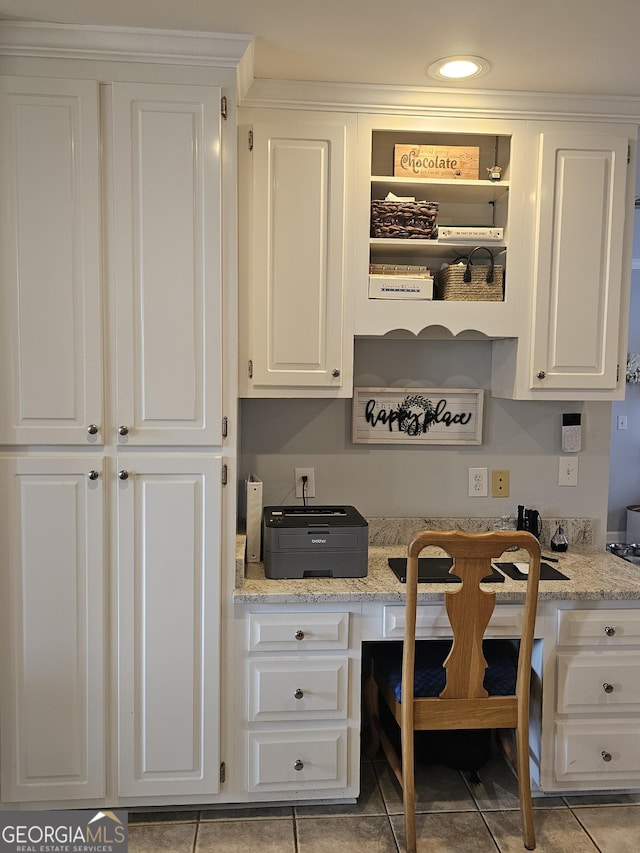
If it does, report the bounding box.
[468,467,488,497]
[295,467,316,498]
[558,457,579,487]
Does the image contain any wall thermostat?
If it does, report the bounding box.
[562,413,582,452]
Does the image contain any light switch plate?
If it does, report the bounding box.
[559,457,578,487]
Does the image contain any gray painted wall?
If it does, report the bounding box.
[240,338,613,547]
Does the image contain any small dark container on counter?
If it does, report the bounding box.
[550,524,569,552]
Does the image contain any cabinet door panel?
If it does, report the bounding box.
[0,457,105,801]
[111,83,222,444]
[531,132,628,391]
[116,455,221,796]
[249,122,347,390]
[0,77,103,444]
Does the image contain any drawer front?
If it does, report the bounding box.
[249,612,349,651]
[557,652,640,713]
[382,604,541,639]
[248,728,347,792]
[557,609,640,647]
[248,657,348,721]
[555,720,640,783]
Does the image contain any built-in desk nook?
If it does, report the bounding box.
[234,518,640,805]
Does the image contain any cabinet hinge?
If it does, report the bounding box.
[248,129,254,151]
[628,144,632,165]
[221,464,228,486]
[221,96,228,120]
[248,359,253,378]
[220,761,226,783]
[222,416,228,438]
[617,363,621,382]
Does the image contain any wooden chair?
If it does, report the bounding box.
[367,530,541,852]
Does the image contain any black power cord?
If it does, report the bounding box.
[301,474,308,506]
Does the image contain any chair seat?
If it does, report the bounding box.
[374,639,518,700]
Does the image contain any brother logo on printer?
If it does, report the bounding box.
[311,538,327,543]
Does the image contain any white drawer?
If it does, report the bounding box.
[248,657,348,721]
[382,604,541,639]
[555,720,640,783]
[247,728,348,792]
[556,651,640,713]
[248,611,349,651]
[557,609,640,647]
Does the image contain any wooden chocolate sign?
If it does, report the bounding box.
[352,387,484,445]
[394,144,479,179]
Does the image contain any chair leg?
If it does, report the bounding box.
[515,723,536,850]
[401,725,417,853]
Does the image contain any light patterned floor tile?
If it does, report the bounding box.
[463,755,565,811]
[484,807,600,852]
[571,804,640,853]
[389,810,498,853]
[296,815,398,852]
[128,822,197,853]
[196,817,296,852]
[375,760,478,815]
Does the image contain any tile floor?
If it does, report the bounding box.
[127,753,640,852]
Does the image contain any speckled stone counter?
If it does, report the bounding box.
[234,517,640,605]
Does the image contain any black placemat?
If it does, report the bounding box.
[494,562,569,581]
[388,557,504,584]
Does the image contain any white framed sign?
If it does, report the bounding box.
[352,387,484,445]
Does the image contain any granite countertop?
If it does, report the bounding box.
[235,530,640,605]
[234,516,640,604]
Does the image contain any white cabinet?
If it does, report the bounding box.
[116,455,222,797]
[354,115,527,339]
[0,74,228,806]
[240,608,361,800]
[238,111,356,397]
[492,123,637,400]
[547,606,640,790]
[0,457,106,802]
[0,77,103,444]
[0,78,223,445]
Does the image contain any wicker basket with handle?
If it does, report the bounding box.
[436,246,504,301]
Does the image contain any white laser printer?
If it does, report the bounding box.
[262,505,368,579]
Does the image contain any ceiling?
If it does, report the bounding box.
[0,0,639,100]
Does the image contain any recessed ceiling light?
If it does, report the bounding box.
[427,55,491,82]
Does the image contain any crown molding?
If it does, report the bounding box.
[0,20,253,69]
[241,77,640,123]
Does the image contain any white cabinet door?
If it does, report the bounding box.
[116,455,221,796]
[0,77,103,444]
[240,116,353,395]
[0,456,105,801]
[530,130,629,392]
[111,83,222,444]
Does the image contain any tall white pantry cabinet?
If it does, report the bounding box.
[0,27,247,807]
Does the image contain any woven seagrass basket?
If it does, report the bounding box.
[370,200,439,239]
[436,246,504,302]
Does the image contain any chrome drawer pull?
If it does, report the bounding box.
[87,470,99,481]
[293,759,304,771]
[294,688,304,700]
[294,630,305,641]
[87,424,99,435]
[604,626,616,636]
[601,751,612,762]
[603,682,614,694]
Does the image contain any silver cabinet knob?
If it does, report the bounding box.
[294,688,304,700]
[87,424,99,435]
[601,751,612,762]
[87,470,99,481]
[536,370,546,380]
[604,626,616,636]
[118,470,129,480]
[293,759,304,771]
[294,630,305,641]
[603,682,614,694]
[331,369,340,378]
[118,425,129,436]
